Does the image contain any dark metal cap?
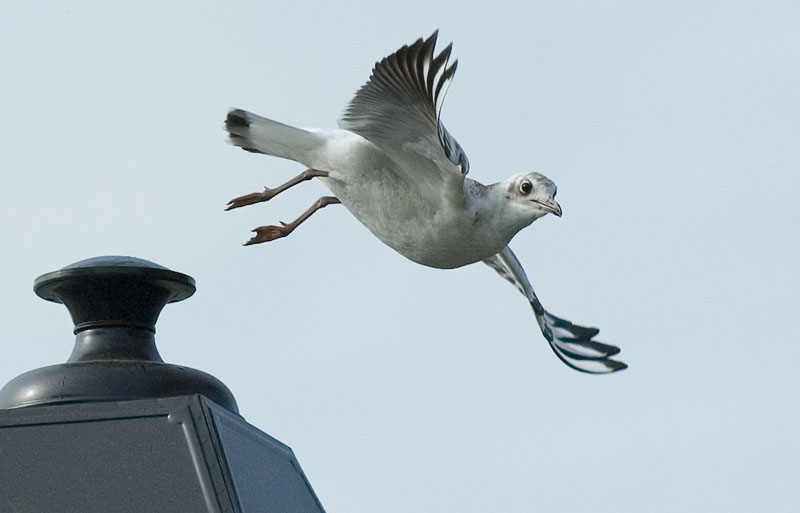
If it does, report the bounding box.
[0,256,238,412]
[34,255,196,333]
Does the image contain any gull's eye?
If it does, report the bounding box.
[519,180,533,195]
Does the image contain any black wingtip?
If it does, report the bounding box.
[604,360,628,372]
[549,342,629,374]
[439,41,454,62]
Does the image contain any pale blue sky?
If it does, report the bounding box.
[1,2,798,511]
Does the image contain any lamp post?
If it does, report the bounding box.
[0,256,325,513]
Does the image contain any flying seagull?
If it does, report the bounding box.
[224,31,626,373]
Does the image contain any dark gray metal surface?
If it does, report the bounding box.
[207,402,326,513]
[0,395,325,513]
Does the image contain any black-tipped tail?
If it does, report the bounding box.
[223,108,326,162]
[225,109,264,154]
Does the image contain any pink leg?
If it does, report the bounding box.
[226,168,329,211]
[244,196,341,245]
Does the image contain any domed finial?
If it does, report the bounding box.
[34,255,195,334]
[0,256,238,412]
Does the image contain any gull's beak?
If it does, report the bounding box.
[533,197,562,217]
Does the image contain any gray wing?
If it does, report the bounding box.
[338,31,469,193]
[484,246,627,374]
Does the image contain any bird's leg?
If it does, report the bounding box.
[244,196,341,245]
[225,168,330,211]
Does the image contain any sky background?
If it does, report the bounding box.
[1,1,798,511]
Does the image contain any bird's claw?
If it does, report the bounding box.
[225,187,277,211]
[243,224,291,245]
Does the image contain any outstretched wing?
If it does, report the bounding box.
[484,246,627,374]
[338,31,469,193]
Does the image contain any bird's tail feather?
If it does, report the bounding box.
[225,109,327,166]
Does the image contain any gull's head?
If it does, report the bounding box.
[504,172,562,221]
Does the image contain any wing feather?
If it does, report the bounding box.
[339,31,470,189]
[483,247,627,374]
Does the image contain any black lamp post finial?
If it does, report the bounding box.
[0,256,238,412]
